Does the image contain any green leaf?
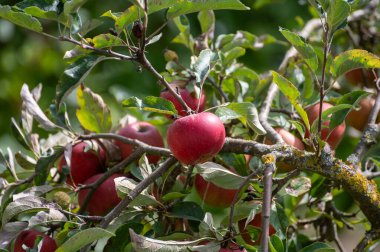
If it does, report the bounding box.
[215,102,266,135]
[63,0,88,15]
[56,55,108,108]
[104,223,144,252]
[330,49,380,78]
[272,71,310,130]
[269,235,284,252]
[172,15,194,51]
[16,0,62,21]
[76,85,112,133]
[166,0,249,19]
[196,162,246,189]
[301,64,314,99]
[285,177,311,197]
[34,146,64,185]
[122,96,177,115]
[90,34,124,49]
[299,242,334,252]
[330,90,370,130]
[193,49,216,84]
[56,228,114,252]
[15,152,36,170]
[222,47,246,66]
[114,0,177,33]
[197,10,215,36]
[279,28,318,71]
[168,201,205,222]
[326,0,350,33]
[0,5,42,32]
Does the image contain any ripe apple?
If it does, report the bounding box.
[305,102,346,149]
[194,174,239,208]
[115,121,164,164]
[345,69,377,87]
[264,128,305,172]
[58,141,106,186]
[238,213,276,246]
[14,230,57,252]
[346,97,377,131]
[167,112,225,165]
[78,173,123,216]
[160,83,206,116]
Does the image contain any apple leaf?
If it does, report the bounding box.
[196,162,246,189]
[34,146,64,185]
[285,177,311,197]
[13,185,54,200]
[326,0,350,33]
[15,152,36,170]
[197,10,215,37]
[270,203,288,239]
[269,235,285,252]
[56,228,115,252]
[63,0,88,15]
[279,28,318,71]
[28,209,67,227]
[330,49,380,78]
[0,5,42,32]
[104,222,144,252]
[0,222,28,250]
[329,90,370,130]
[222,47,246,66]
[56,54,109,109]
[193,49,217,84]
[272,71,310,130]
[90,34,124,49]
[299,242,334,252]
[76,85,112,133]
[122,96,178,115]
[16,0,63,22]
[166,0,249,19]
[129,228,206,252]
[168,201,205,222]
[215,102,266,135]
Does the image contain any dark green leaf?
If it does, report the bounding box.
[326,0,350,33]
[76,85,112,133]
[168,202,204,222]
[16,0,62,21]
[122,96,177,115]
[56,55,108,108]
[0,5,42,32]
[299,242,334,252]
[279,28,318,71]
[272,71,310,130]
[15,152,36,170]
[104,223,144,252]
[34,147,64,185]
[330,49,380,78]
[167,0,249,19]
[56,228,114,252]
[269,235,284,252]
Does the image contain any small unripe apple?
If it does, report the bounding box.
[115,122,164,164]
[167,112,225,165]
[238,213,276,246]
[345,69,377,87]
[346,97,377,131]
[160,84,206,116]
[264,128,305,172]
[78,173,123,216]
[305,102,346,149]
[14,230,57,252]
[58,141,106,186]
[194,174,239,208]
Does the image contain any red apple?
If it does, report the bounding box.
[194,174,239,208]
[264,128,305,172]
[345,69,377,87]
[167,112,225,165]
[58,141,106,186]
[238,213,276,246]
[115,122,164,164]
[305,102,346,149]
[14,230,57,252]
[78,173,123,216]
[346,97,378,131]
[160,84,206,116]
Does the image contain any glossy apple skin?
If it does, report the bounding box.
[264,128,305,172]
[115,122,164,164]
[58,141,106,186]
[14,230,57,252]
[346,97,377,131]
[160,85,206,116]
[167,112,225,165]
[78,173,123,216]
[305,102,346,149]
[345,69,377,87]
[194,174,238,208]
[238,213,276,246]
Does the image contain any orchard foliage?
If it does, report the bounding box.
[1,0,380,252]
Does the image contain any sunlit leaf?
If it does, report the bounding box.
[0,5,42,32]
[122,96,177,115]
[285,177,311,197]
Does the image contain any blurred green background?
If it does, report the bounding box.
[0,0,310,150]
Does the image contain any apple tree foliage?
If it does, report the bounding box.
[1,0,380,251]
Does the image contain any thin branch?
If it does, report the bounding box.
[260,154,276,252]
[60,209,104,222]
[272,169,300,196]
[99,157,177,228]
[354,229,380,252]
